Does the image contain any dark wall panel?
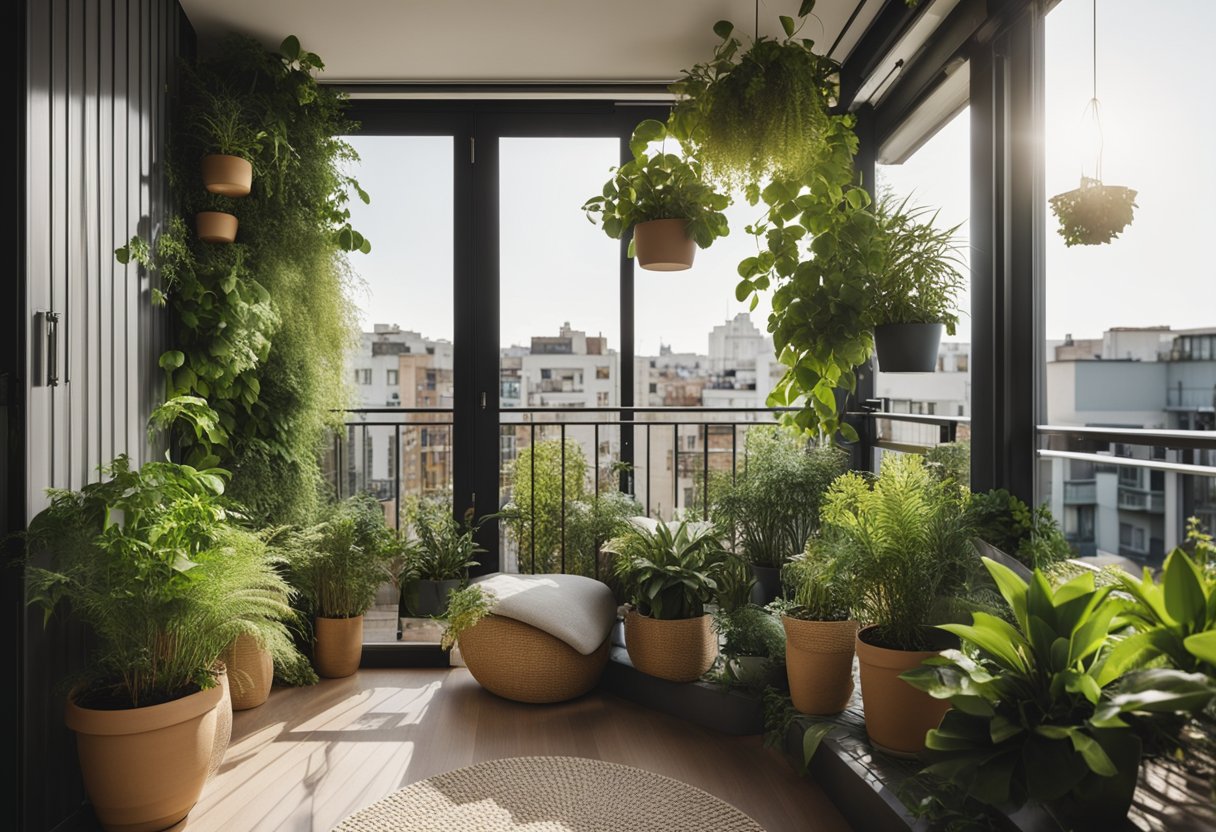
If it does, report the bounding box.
[22,1,182,828]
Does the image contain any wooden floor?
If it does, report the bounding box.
[187,668,852,832]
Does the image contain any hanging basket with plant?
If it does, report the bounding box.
[1049,176,1137,247]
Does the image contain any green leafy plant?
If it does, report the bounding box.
[1049,177,1137,247]
[564,490,645,583]
[608,521,727,620]
[780,544,854,623]
[189,85,266,160]
[25,456,298,709]
[439,585,495,651]
[967,488,1071,570]
[583,119,730,255]
[713,428,847,567]
[279,494,391,618]
[868,194,966,330]
[923,440,971,487]
[818,453,975,650]
[903,558,1216,818]
[669,8,840,188]
[411,503,485,581]
[715,604,785,660]
[499,439,588,574]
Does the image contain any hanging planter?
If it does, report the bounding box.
[196,211,238,243]
[1049,177,1137,246]
[201,154,253,197]
[873,323,944,372]
[633,219,696,271]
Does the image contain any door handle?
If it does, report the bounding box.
[44,311,61,387]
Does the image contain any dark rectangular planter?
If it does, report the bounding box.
[873,323,944,373]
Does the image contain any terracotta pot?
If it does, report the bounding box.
[196,211,238,244]
[200,154,253,197]
[873,323,944,372]
[221,633,273,710]
[855,625,951,756]
[783,617,858,715]
[634,218,695,271]
[64,682,223,832]
[314,615,364,678]
[623,609,717,682]
[208,665,232,778]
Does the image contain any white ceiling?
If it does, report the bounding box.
[178,0,886,85]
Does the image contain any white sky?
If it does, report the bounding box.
[344,0,1215,353]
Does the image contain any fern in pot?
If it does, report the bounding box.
[405,502,485,617]
[25,455,294,831]
[779,544,858,715]
[607,520,727,682]
[868,195,966,373]
[712,558,785,690]
[280,494,391,678]
[819,453,975,755]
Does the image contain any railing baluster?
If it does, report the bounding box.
[530,419,536,575]
[594,423,600,579]
[394,424,401,530]
[673,423,680,519]
[560,423,567,575]
[703,422,710,521]
[645,423,652,518]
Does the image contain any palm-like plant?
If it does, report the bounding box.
[607,521,727,620]
[413,504,485,581]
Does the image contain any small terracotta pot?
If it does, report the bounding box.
[208,665,232,778]
[196,211,238,244]
[201,154,253,197]
[855,625,951,756]
[221,633,273,710]
[623,609,717,682]
[634,218,695,271]
[314,615,364,678]
[65,682,223,832]
[783,617,858,715]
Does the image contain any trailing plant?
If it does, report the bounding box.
[279,494,391,618]
[669,7,841,189]
[967,488,1071,570]
[583,119,730,255]
[868,194,966,329]
[1049,177,1137,247]
[818,453,975,650]
[439,585,495,651]
[903,558,1216,819]
[780,544,853,622]
[411,503,485,581]
[713,428,847,567]
[25,456,297,709]
[607,521,727,620]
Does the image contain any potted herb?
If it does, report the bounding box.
[607,520,726,682]
[821,454,975,755]
[1050,176,1137,246]
[407,504,485,617]
[583,119,729,271]
[904,558,1216,826]
[713,558,785,689]
[967,488,1072,572]
[668,8,839,188]
[25,456,292,831]
[713,429,847,603]
[190,87,263,198]
[779,545,858,715]
[868,195,966,373]
[282,494,391,678]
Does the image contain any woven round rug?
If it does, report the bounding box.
[333,756,766,832]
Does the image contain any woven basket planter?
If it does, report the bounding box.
[783,617,858,715]
[624,610,717,683]
[220,633,273,710]
[459,614,609,704]
[314,615,364,679]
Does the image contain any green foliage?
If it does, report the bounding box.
[923,440,970,488]
[715,604,785,660]
[902,558,1216,814]
[867,195,966,331]
[278,494,391,618]
[669,16,841,189]
[781,544,853,622]
[122,34,366,526]
[439,585,495,651]
[967,488,1072,570]
[583,119,730,254]
[608,521,727,620]
[411,503,485,581]
[25,456,299,708]
[564,490,644,583]
[715,556,757,614]
[1049,177,1137,247]
[499,439,588,574]
[713,427,847,567]
[818,454,975,650]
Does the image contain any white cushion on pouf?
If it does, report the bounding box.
[472,573,616,656]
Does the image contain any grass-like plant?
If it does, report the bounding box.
[25,456,298,709]
[868,195,966,331]
[817,453,975,650]
[412,503,485,581]
[608,521,727,620]
[780,544,854,623]
[439,585,495,651]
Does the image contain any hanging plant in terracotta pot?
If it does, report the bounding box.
[1049,0,1137,247]
[583,119,730,271]
[191,87,264,198]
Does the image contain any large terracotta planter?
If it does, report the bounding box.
[855,625,951,756]
[623,609,717,682]
[196,211,238,243]
[208,665,232,778]
[783,617,858,715]
[64,682,224,832]
[314,615,364,678]
[200,154,253,197]
[221,633,273,710]
[633,218,695,271]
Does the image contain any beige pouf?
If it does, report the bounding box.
[333,756,765,832]
[459,615,609,704]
